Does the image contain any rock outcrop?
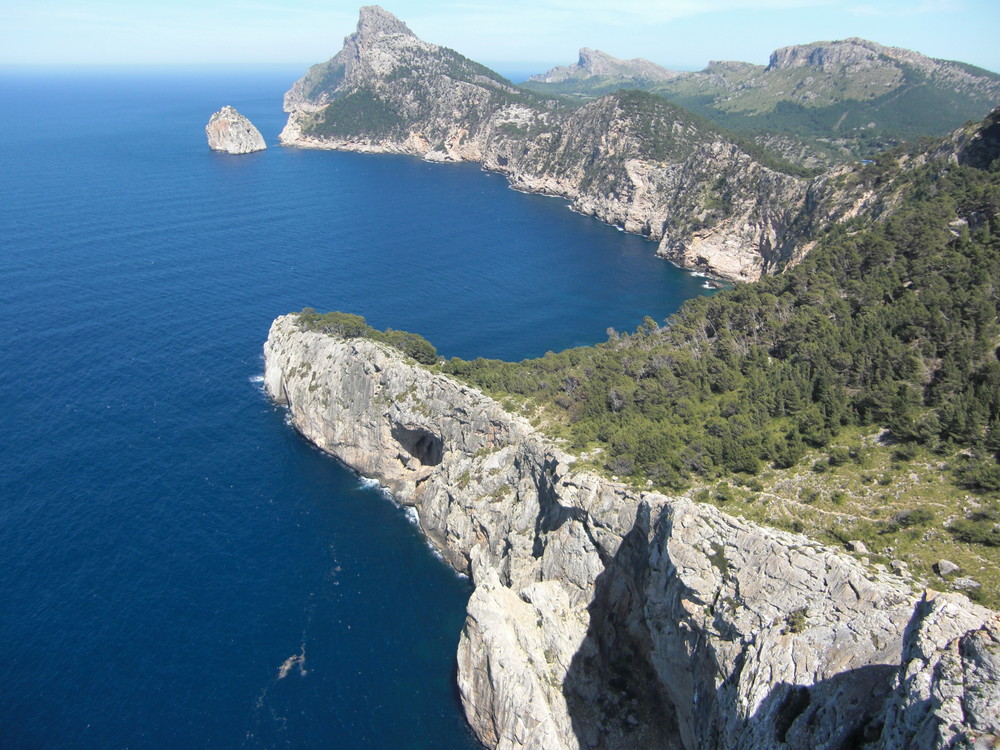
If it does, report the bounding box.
[264,314,999,750]
[766,38,1000,98]
[205,105,266,154]
[278,6,816,282]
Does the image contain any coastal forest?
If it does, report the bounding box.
[436,115,1000,602]
[299,109,1000,603]
[444,145,1000,492]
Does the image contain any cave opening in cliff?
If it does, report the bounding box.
[391,423,444,466]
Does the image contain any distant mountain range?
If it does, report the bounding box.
[522,38,1000,166]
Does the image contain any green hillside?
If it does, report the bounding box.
[522,41,1000,166]
[435,112,1000,605]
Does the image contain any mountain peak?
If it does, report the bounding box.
[354,5,415,41]
[529,48,677,83]
[763,37,943,72]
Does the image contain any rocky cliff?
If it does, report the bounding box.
[766,38,1000,99]
[264,313,999,750]
[278,6,821,282]
[206,105,266,154]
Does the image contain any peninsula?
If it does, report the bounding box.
[264,314,999,750]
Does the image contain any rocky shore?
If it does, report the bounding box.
[263,314,999,750]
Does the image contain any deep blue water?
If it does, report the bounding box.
[0,67,712,748]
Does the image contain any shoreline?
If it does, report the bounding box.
[277,133,754,284]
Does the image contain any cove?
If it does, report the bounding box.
[0,67,712,748]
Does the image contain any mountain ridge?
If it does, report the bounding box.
[523,37,1000,167]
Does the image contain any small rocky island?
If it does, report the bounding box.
[205,105,266,154]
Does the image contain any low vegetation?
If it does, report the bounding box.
[295,308,438,365]
[311,89,406,138]
[610,90,819,178]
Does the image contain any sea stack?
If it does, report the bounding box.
[205,106,266,154]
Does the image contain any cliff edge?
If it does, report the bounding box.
[264,313,999,750]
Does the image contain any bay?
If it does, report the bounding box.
[0,66,712,748]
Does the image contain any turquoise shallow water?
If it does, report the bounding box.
[0,66,712,748]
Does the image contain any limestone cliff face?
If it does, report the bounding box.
[263,314,998,750]
[278,7,816,282]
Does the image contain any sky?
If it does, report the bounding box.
[2,0,999,78]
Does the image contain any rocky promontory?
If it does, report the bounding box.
[263,313,999,750]
[278,6,817,282]
[205,105,266,154]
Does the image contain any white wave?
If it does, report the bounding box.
[249,374,264,383]
[354,475,470,579]
[402,506,421,529]
[277,646,307,680]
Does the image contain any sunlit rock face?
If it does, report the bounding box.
[206,105,266,154]
[264,313,998,750]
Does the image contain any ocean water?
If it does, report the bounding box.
[0,67,713,748]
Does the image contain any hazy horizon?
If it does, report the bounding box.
[2,1,998,77]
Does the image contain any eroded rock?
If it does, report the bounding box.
[206,105,266,154]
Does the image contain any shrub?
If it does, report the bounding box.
[785,607,808,634]
[892,507,934,529]
[296,309,438,365]
[948,508,1000,546]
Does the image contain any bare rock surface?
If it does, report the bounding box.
[205,105,266,154]
[263,315,998,750]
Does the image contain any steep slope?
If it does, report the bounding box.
[279,6,820,282]
[523,39,1000,167]
[263,315,999,750]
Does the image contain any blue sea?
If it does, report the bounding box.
[0,67,712,748]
